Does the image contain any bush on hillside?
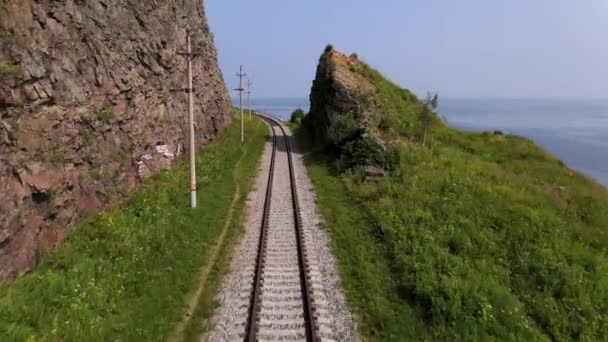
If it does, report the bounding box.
[378,117,390,131]
[321,112,400,172]
[340,137,400,172]
[341,137,383,168]
[326,112,360,148]
[289,108,305,125]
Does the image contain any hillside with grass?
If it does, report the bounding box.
[0,112,267,341]
[295,46,608,341]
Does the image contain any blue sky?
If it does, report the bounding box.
[206,1,607,99]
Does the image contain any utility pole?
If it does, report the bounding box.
[235,66,246,143]
[246,79,253,120]
[177,30,200,209]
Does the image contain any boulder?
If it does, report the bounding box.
[364,165,385,182]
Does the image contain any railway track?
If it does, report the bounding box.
[244,115,320,342]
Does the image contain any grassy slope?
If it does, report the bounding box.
[0,113,268,341]
[295,130,430,341]
[298,58,608,341]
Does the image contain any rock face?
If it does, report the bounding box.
[0,0,231,284]
[308,47,376,143]
[363,165,385,182]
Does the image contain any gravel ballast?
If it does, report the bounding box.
[206,120,358,341]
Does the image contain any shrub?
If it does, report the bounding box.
[337,137,400,172]
[326,112,360,148]
[382,145,400,172]
[78,126,95,143]
[378,117,390,131]
[321,112,400,172]
[97,108,114,122]
[341,137,383,168]
[289,108,305,125]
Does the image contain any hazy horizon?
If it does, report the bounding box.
[237,96,608,101]
[208,1,607,100]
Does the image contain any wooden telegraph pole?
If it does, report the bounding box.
[235,66,246,143]
[246,79,253,120]
[177,30,200,209]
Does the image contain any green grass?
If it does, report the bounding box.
[295,129,429,341]
[182,114,267,341]
[96,108,115,122]
[297,51,608,341]
[181,193,245,341]
[0,113,268,341]
[357,61,423,137]
[0,63,17,75]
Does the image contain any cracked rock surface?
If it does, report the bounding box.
[0,0,230,284]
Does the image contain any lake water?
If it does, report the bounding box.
[232,97,310,121]
[234,97,608,188]
[439,98,608,188]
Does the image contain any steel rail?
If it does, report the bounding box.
[245,114,318,342]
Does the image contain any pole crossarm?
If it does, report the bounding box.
[176,52,200,56]
[246,79,252,95]
[171,88,198,93]
[176,51,202,62]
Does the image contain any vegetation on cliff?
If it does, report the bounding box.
[296,47,608,340]
[0,113,267,341]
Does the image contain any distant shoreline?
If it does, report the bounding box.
[234,97,608,188]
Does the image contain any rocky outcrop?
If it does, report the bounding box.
[307,47,422,172]
[0,0,231,284]
[308,47,376,143]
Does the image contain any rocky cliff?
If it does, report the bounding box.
[0,0,231,284]
[307,46,424,171]
[308,47,376,143]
